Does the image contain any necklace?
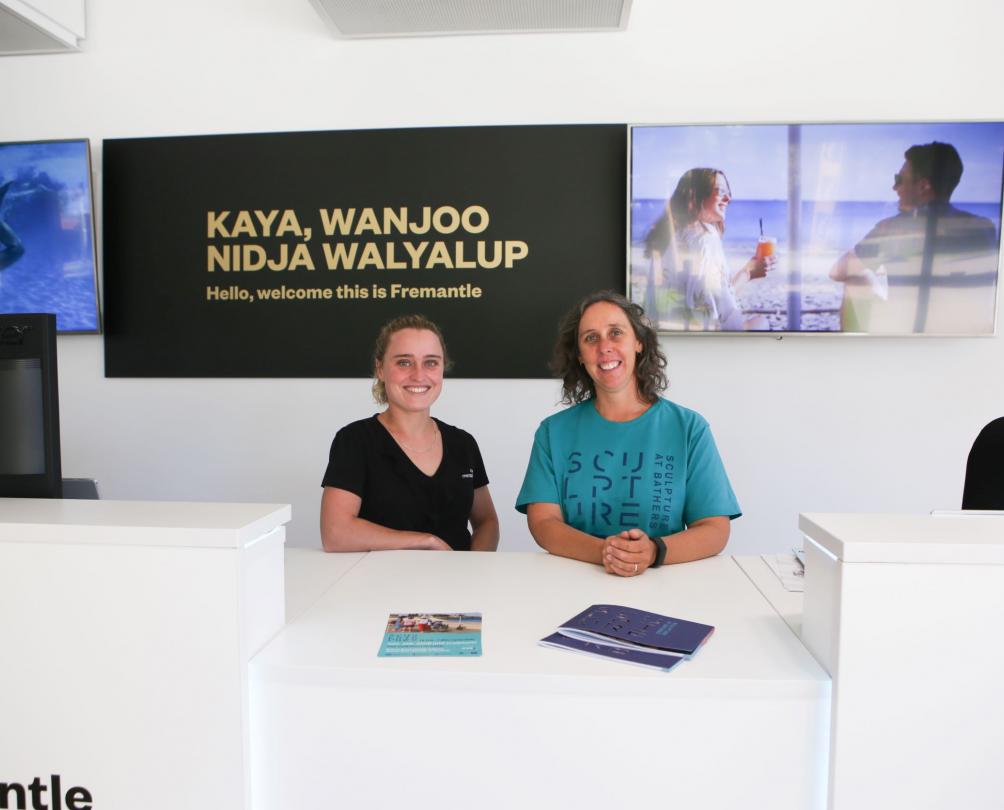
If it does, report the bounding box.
[386,420,439,453]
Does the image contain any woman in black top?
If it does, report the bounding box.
[320,315,499,552]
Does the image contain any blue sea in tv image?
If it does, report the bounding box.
[0,141,100,332]
[631,198,1002,252]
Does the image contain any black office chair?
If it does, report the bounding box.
[962,417,1004,510]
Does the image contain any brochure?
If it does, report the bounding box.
[378,612,482,657]
[539,632,685,673]
[539,604,714,669]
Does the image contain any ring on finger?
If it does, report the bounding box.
[633,563,638,574]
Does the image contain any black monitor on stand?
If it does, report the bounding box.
[0,313,62,498]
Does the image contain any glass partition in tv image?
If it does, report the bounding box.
[0,139,100,333]
[629,122,1004,335]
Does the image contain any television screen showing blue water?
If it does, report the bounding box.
[0,139,100,333]
[630,122,1004,334]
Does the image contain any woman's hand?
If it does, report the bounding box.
[601,529,657,577]
[321,487,454,552]
[411,535,452,551]
[742,255,776,282]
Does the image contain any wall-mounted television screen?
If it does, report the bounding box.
[0,139,101,333]
[629,122,1004,335]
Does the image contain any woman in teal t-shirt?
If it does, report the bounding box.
[516,291,740,576]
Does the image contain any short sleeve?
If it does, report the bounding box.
[320,424,367,496]
[515,423,560,513]
[853,222,885,269]
[681,419,742,525]
[466,433,490,489]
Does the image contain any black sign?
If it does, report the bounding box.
[103,126,626,378]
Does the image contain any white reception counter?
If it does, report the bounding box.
[250,551,831,810]
[5,503,1000,810]
[0,498,291,810]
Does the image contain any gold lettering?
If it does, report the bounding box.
[323,242,358,269]
[462,206,489,234]
[402,241,428,267]
[207,211,231,238]
[320,209,357,236]
[254,210,278,236]
[426,241,453,269]
[356,209,381,235]
[505,240,529,268]
[357,243,385,270]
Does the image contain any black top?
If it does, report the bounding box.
[321,416,489,551]
[962,416,1004,510]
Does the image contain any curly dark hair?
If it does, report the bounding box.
[371,314,453,404]
[551,290,667,405]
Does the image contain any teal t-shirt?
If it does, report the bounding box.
[516,398,741,538]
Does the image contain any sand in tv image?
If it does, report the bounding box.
[630,122,1004,334]
[0,140,99,333]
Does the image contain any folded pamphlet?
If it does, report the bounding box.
[378,612,482,657]
[539,604,714,672]
[539,632,685,672]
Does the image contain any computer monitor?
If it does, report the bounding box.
[0,313,61,498]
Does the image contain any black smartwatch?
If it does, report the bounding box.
[649,535,667,568]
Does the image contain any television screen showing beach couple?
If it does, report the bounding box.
[629,122,1004,335]
[0,139,100,333]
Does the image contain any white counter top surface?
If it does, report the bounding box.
[799,512,1004,564]
[734,555,804,636]
[253,550,829,698]
[283,547,366,621]
[0,498,291,548]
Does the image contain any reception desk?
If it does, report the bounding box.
[249,551,831,810]
[6,504,997,810]
[0,498,291,810]
[800,512,1004,810]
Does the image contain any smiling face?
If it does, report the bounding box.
[577,301,643,399]
[376,328,444,413]
[696,172,731,226]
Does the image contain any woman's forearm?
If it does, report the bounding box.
[321,487,450,552]
[321,516,447,552]
[470,517,500,551]
[527,507,604,564]
[468,485,500,551]
[661,516,730,564]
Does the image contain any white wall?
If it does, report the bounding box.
[3,0,1003,552]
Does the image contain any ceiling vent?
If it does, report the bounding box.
[309,0,632,38]
[0,0,85,55]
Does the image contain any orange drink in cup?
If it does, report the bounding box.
[755,236,776,260]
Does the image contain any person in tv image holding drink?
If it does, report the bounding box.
[828,141,999,334]
[516,291,741,576]
[643,168,775,330]
[320,314,499,552]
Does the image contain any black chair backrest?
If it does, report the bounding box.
[962,417,1004,510]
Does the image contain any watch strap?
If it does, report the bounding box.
[649,534,667,568]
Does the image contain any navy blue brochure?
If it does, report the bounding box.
[539,632,685,672]
[556,604,714,658]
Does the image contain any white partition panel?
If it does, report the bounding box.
[0,499,291,810]
[800,513,1004,810]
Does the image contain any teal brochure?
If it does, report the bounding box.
[378,612,483,657]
